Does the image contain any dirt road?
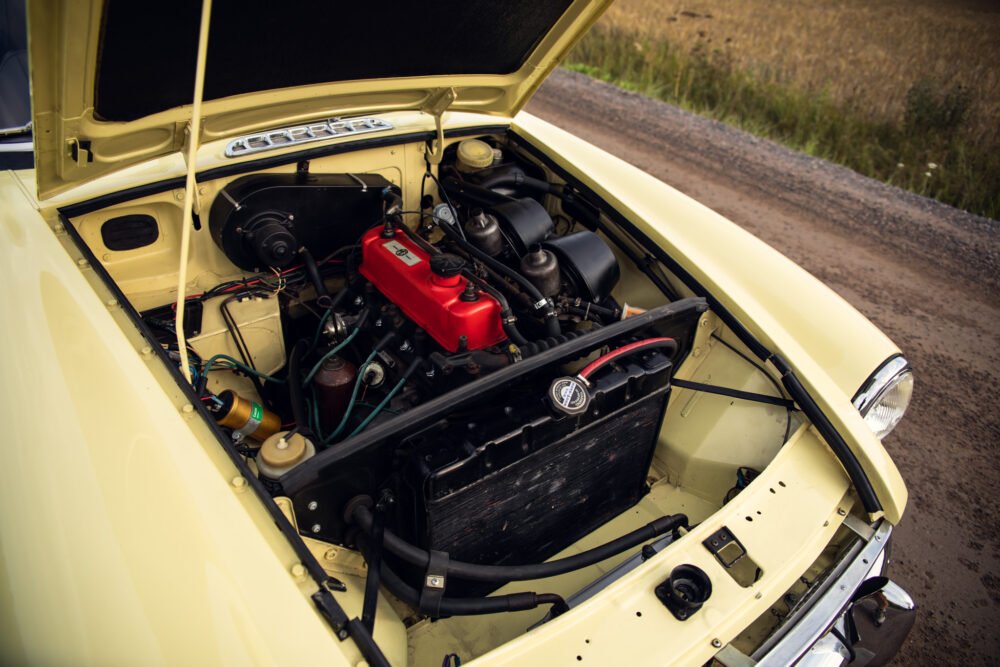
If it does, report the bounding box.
[528,69,1000,666]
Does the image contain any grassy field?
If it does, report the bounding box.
[566,0,1000,219]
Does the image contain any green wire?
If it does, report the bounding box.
[202,354,285,383]
[348,376,407,438]
[309,384,324,441]
[304,328,360,385]
[309,308,334,354]
[324,348,380,444]
[356,402,400,416]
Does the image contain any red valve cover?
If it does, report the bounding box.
[359,227,507,352]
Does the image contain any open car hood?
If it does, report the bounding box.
[27,0,610,199]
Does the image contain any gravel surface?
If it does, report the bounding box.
[528,68,1000,666]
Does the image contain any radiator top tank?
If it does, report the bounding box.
[359,226,506,352]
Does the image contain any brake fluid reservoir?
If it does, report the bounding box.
[256,431,316,484]
[456,139,494,172]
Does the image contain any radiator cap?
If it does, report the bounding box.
[548,376,590,416]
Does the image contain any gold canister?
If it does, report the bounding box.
[214,390,281,442]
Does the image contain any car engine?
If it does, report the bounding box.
[146,137,704,597]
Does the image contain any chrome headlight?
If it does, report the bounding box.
[852,356,913,439]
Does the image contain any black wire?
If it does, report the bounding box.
[711,332,795,444]
[219,291,272,402]
[221,296,256,370]
[830,626,857,663]
[424,167,465,240]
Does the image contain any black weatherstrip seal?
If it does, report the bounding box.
[59,125,510,219]
[56,211,390,667]
[507,130,883,515]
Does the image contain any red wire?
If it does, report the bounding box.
[577,337,676,381]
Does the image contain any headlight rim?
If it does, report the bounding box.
[852,355,912,438]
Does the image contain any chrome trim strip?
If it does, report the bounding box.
[851,356,910,416]
[751,520,892,666]
[0,140,32,153]
[0,121,31,138]
[224,117,394,158]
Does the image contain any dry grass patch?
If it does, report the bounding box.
[567,0,1000,218]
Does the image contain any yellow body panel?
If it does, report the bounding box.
[512,112,908,521]
[26,0,613,198]
[1,101,907,663]
[0,172,379,666]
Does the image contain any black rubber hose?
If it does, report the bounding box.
[287,340,312,436]
[359,538,569,618]
[515,329,594,358]
[477,170,564,197]
[299,247,333,310]
[460,268,530,347]
[352,504,687,583]
[568,300,620,321]
[435,218,561,337]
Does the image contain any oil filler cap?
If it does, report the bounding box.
[430,253,466,278]
[548,376,590,416]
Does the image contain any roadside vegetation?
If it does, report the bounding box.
[566,0,1000,219]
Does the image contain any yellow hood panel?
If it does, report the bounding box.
[27,0,611,200]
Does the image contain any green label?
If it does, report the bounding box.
[250,403,264,421]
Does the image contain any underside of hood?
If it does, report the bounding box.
[28,0,610,199]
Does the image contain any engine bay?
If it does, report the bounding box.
[170,137,706,591]
[63,128,808,664]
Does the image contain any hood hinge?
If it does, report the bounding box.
[181,122,204,215]
[67,138,93,167]
[422,87,457,165]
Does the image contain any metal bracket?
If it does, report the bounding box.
[422,87,457,165]
[715,643,758,667]
[68,138,93,166]
[704,526,747,568]
[842,513,875,541]
[181,122,204,215]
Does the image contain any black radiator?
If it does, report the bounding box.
[392,348,673,594]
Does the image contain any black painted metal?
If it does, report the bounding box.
[506,130,883,514]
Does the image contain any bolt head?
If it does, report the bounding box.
[837,508,847,516]
[290,563,306,578]
[311,524,322,533]
[711,639,722,648]
[307,501,318,511]
[353,296,365,307]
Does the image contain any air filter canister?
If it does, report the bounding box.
[544,231,620,303]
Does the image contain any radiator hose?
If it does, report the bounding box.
[350,502,687,583]
[356,534,569,618]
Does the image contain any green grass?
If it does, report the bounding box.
[566,25,1000,220]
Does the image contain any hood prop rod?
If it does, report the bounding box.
[422,87,456,166]
[174,0,213,384]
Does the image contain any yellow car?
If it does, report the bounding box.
[0,1,915,665]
